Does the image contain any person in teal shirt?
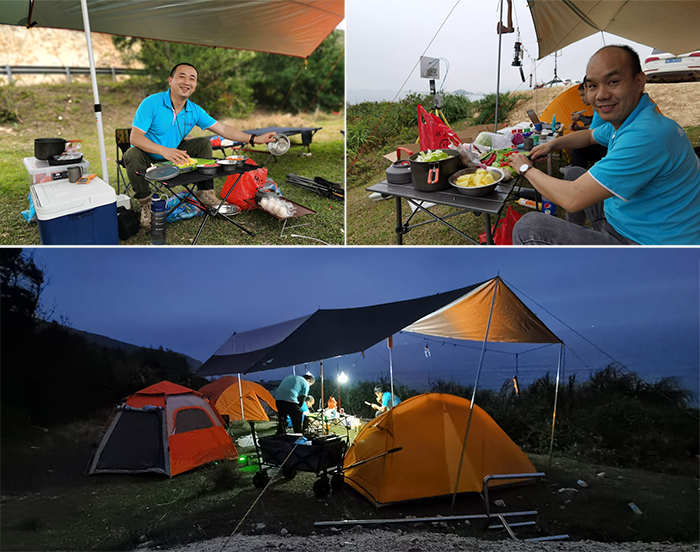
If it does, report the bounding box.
[275,373,315,434]
[370,386,401,417]
[508,45,700,245]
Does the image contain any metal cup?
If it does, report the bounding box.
[68,166,83,183]
[267,134,291,156]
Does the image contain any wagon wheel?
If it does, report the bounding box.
[282,467,297,479]
[331,473,345,492]
[253,470,270,488]
[313,475,331,497]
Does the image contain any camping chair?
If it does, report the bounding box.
[115,128,132,195]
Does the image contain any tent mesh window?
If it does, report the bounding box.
[173,407,214,433]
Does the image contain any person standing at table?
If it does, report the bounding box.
[124,62,275,229]
[508,45,700,245]
[275,372,315,434]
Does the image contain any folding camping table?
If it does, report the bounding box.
[212,126,322,164]
[366,179,515,245]
[140,163,258,244]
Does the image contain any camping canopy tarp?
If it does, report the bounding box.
[199,376,277,421]
[343,393,537,507]
[0,0,344,58]
[527,0,700,59]
[197,277,561,377]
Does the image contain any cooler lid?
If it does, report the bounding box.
[31,177,116,221]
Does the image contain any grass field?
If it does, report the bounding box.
[1,418,697,551]
[0,81,345,246]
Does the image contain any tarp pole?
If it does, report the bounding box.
[320,360,326,435]
[237,373,245,421]
[494,0,504,132]
[387,335,395,408]
[79,0,109,184]
[451,278,499,512]
[548,344,564,468]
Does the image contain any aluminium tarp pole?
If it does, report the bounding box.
[451,278,500,512]
[494,0,504,132]
[320,359,326,435]
[388,335,395,408]
[548,344,564,468]
[237,373,245,421]
[79,0,109,184]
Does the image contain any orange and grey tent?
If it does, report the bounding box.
[88,381,238,477]
[343,393,537,507]
[199,376,277,422]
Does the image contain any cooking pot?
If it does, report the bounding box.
[34,138,78,160]
[409,148,460,192]
[385,147,413,185]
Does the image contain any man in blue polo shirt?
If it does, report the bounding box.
[124,63,275,229]
[275,373,315,434]
[507,45,700,245]
[370,385,401,417]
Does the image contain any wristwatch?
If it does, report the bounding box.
[519,163,533,177]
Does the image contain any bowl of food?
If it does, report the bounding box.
[449,167,504,197]
[197,163,219,175]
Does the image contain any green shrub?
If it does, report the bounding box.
[208,461,242,492]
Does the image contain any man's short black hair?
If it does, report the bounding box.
[374,386,384,394]
[170,63,198,78]
[595,45,642,76]
[303,374,315,385]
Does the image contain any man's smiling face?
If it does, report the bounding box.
[585,47,645,130]
[169,65,198,102]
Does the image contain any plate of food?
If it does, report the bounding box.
[449,168,504,197]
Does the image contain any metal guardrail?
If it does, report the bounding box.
[3,65,148,84]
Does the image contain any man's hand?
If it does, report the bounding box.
[257,132,276,145]
[160,148,191,165]
[528,141,554,162]
[508,152,532,175]
[371,404,379,410]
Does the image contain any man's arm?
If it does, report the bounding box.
[208,122,275,146]
[509,152,612,212]
[130,127,192,165]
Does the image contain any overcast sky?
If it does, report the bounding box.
[26,247,700,397]
[346,0,657,102]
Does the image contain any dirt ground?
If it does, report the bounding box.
[503,82,700,128]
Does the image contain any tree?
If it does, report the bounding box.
[246,30,345,112]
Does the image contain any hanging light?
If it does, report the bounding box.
[424,341,431,358]
[338,371,348,384]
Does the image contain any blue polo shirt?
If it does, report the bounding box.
[132,90,217,161]
[589,93,700,244]
[381,392,400,409]
[589,111,604,130]
[275,375,310,403]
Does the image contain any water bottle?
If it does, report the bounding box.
[150,194,167,245]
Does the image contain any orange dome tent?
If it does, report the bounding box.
[88,381,238,477]
[343,393,536,507]
[199,376,277,422]
[539,85,593,135]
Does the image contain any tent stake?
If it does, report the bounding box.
[451,278,500,512]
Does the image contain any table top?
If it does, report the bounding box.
[367,179,515,215]
[242,126,322,136]
[139,163,259,187]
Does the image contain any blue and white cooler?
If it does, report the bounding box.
[31,177,119,245]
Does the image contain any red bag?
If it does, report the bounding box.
[479,206,522,245]
[220,166,267,211]
[417,104,462,151]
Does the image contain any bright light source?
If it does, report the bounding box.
[238,455,248,463]
[338,371,349,384]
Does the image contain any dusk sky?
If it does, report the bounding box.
[26,247,700,400]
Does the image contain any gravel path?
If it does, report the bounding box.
[132,528,698,552]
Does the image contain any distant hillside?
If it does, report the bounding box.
[36,321,203,373]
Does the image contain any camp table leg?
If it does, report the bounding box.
[395,196,403,245]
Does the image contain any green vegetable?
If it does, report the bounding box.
[415,149,449,162]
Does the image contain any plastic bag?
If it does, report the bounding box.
[221,166,268,211]
[417,104,462,151]
[455,144,481,169]
[166,192,204,222]
[21,193,36,223]
[474,132,513,150]
[479,206,522,245]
